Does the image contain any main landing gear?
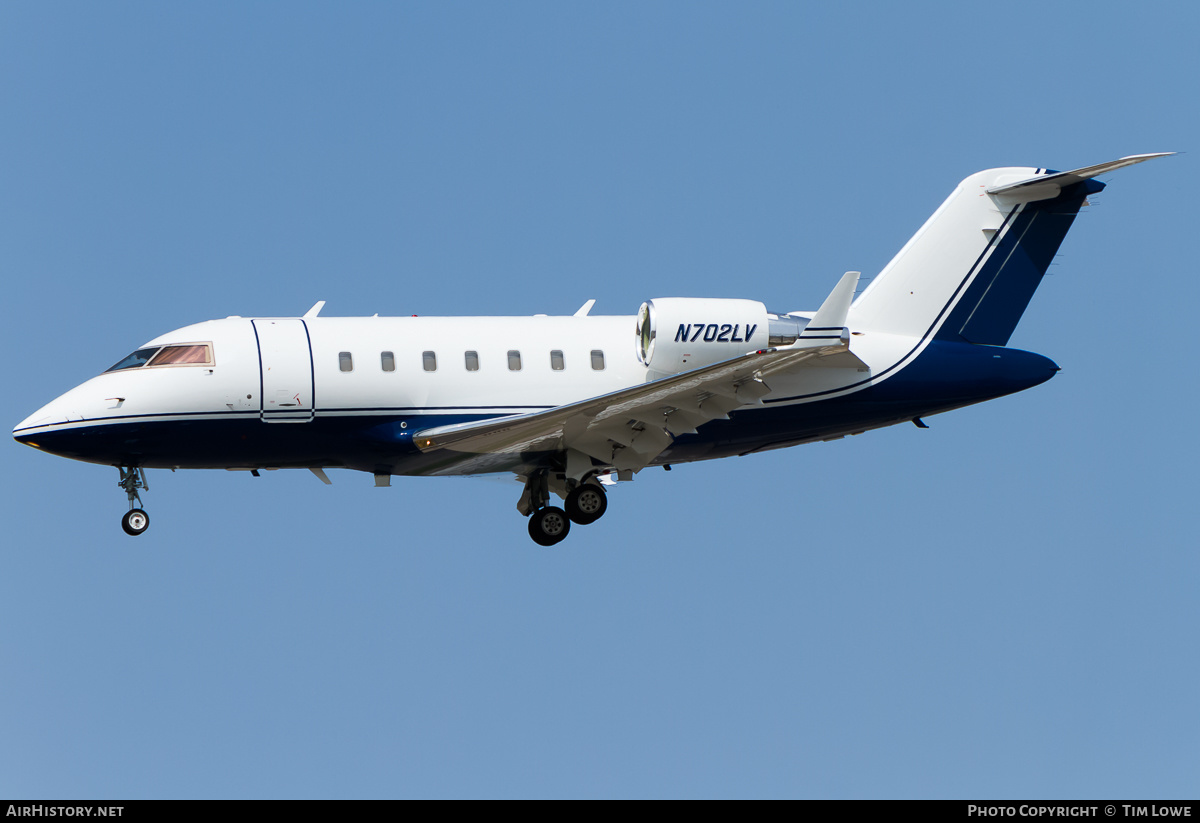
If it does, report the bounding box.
[118,466,150,536]
[520,470,609,546]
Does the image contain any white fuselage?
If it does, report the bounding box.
[12,298,1058,479]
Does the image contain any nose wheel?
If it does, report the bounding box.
[122,508,150,536]
[117,467,150,536]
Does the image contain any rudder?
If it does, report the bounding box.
[943,178,1099,345]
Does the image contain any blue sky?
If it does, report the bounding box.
[2,2,1196,798]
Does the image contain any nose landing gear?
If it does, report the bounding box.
[117,467,150,536]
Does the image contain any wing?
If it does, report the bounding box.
[412,272,864,474]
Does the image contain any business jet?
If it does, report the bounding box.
[13,154,1170,544]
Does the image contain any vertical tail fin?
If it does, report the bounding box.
[848,154,1171,346]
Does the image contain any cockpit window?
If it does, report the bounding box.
[104,343,214,373]
[149,344,213,366]
[106,348,161,372]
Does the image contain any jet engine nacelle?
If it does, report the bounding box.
[635,298,772,377]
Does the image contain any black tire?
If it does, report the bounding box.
[565,484,607,525]
[122,508,150,536]
[528,506,571,546]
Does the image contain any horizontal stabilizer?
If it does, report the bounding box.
[986,153,1174,201]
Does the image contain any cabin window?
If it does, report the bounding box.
[422,351,437,372]
[106,347,161,372]
[339,352,353,372]
[507,350,522,371]
[150,344,213,367]
[465,351,480,371]
[550,350,565,371]
[381,351,395,372]
[591,350,605,371]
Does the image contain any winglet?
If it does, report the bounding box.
[803,271,860,334]
[574,299,596,317]
[303,301,326,319]
[986,153,1175,200]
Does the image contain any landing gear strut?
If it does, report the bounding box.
[118,467,150,536]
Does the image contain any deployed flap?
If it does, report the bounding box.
[986,153,1173,200]
[413,333,858,471]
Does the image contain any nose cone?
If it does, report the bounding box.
[13,372,111,460]
[14,395,81,450]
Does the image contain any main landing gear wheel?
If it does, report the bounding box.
[565,484,607,525]
[528,506,571,546]
[122,508,150,536]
